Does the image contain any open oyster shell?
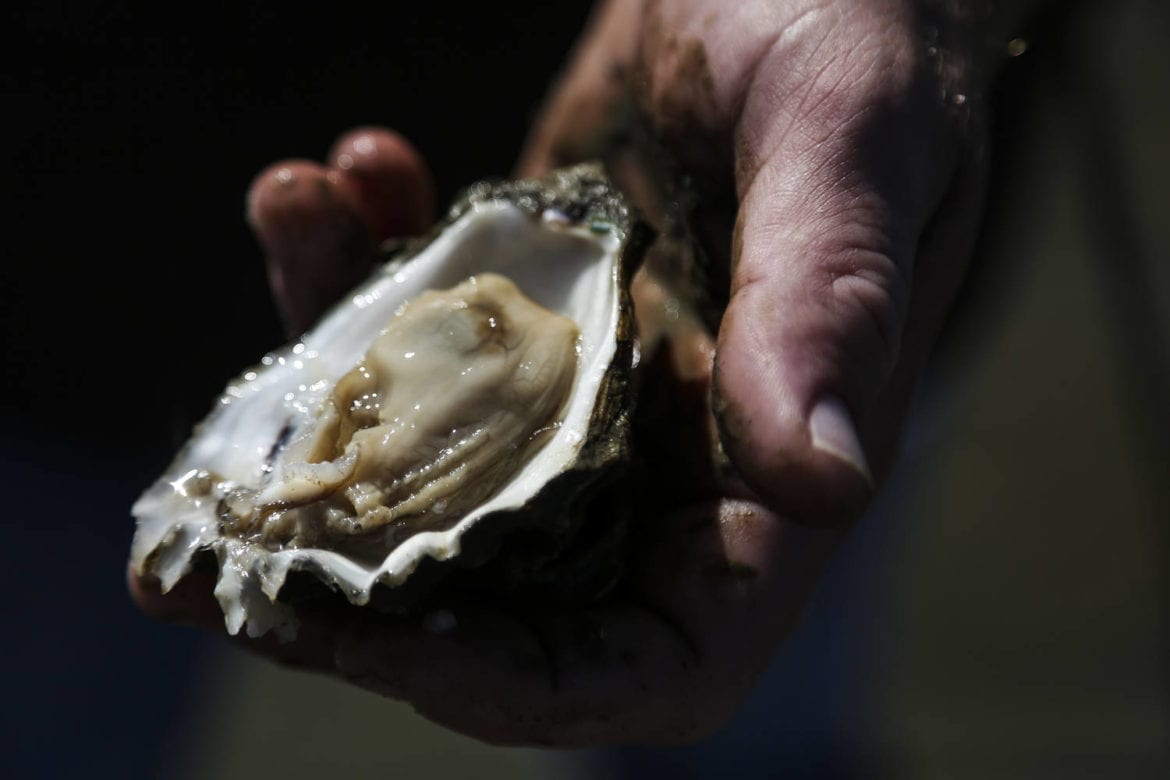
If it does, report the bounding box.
[131,163,650,639]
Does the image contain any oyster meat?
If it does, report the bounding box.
[131,164,649,639]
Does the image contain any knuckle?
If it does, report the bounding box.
[808,203,911,375]
[829,257,907,367]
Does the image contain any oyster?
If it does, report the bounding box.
[131,164,649,639]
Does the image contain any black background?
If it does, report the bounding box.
[3,3,593,776]
[4,1,594,453]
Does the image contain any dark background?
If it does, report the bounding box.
[4,1,595,452]
[3,3,594,777]
[4,2,1168,778]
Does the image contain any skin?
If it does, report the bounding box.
[130,0,1051,747]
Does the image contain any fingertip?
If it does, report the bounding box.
[126,560,153,610]
[327,126,435,240]
[126,561,171,620]
[808,396,873,486]
[711,342,873,528]
[245,158,374,333]
[126,563,225,630]
[245,158,333,231]
[246,159,368,267]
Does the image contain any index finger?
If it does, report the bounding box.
[246,127,433,333]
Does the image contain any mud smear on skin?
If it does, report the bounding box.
[634,3,737,329]
[539,2,740,334]
[528,3,769,559]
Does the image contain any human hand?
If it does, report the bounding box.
[129,122,844,744]
[519,0,1033,526]
[131,0,1035,745]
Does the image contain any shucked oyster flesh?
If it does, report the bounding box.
[220,273,581,554]
[131,164,648,639]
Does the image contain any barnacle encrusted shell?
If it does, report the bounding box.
[131,164,650,639]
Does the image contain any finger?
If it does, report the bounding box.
[128,563,345,673]
[332,500,842,747]
[246,159,375,334]
[333,602,568,745]
[333,594,719,746]
[127,563,224,630]
[630,499,845,731]
[713,65,971,526]
[326,126,434,241]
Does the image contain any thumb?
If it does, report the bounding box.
[713,89,981,527]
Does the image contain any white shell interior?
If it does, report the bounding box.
[131,201,624,639]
